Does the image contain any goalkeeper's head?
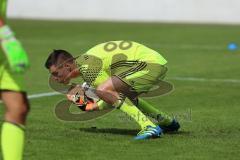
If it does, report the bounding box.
[45,49,79,84]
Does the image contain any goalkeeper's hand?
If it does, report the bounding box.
[67,84,96,111]
[0,25,29,73]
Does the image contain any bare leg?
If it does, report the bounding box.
[96,76,138,105]
[1,90,29,160]
[1,91,29,125]
[96,76,157,131]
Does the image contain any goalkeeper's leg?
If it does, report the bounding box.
[96,75,173,126]
[96,75,179,133]
[136,98,180,132]
[96,76,163,139]
[136,98,172,126]
[113,60,180,132]
[1,91,30,160]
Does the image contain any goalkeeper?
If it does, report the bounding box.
[45,40,180,140]
[0,0,30,159]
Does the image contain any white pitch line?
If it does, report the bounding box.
[0,92,62,104]
[25,77,240,100]
[0,76,240,104]
[148,43,225,50]
[27,92,61,99]
[168,77,240,83]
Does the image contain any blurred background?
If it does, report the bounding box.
[8,0,240,24]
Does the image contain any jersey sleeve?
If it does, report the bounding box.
[76,54,109,87]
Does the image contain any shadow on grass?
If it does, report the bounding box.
[164,130,191,135]
[78,127,138,136]
[78,127,191,136]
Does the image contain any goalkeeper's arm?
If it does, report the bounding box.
[67,84,113,111]
[0,0,29,73]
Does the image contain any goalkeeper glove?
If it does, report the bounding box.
[0,25,29,73]
[67,85,95,111]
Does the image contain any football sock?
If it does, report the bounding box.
[137,98,173,126]
[119,98,156,130]
[1,122,25,160]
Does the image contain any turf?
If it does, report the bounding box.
[1,19,240,160]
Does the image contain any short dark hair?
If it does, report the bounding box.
[45,49,74,69]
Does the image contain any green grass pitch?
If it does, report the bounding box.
[1,19,240,160]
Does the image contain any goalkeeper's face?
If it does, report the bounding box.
[49,63,73,84]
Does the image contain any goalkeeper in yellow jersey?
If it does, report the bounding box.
[45,40,180,140]
[0,0,30,159]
